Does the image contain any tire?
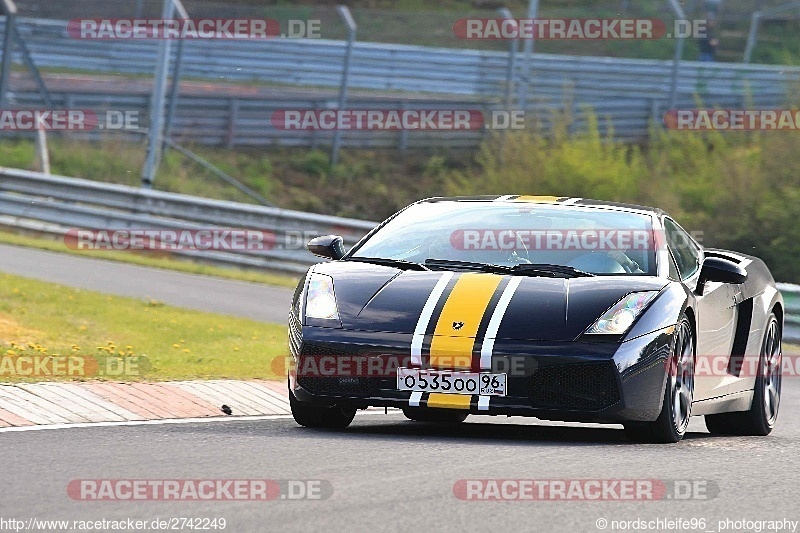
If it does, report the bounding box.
[705,313,781,436]
[624,314,695,443]
[289,389,356,429]
[402,407,468,424]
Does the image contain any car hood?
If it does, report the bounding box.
[313,261,669,342]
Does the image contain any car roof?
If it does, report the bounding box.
[419,195,667,217]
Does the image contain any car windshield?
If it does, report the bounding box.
[349,201,657,276]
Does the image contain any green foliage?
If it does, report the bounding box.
[446,112,800,283]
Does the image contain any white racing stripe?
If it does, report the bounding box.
[410,272,454,366]
[479,277,523,370]
[409,391,423,407]
[478,396,490,411]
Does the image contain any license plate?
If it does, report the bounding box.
[397,368,506,397]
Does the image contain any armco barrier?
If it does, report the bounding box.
[0,166,376,273]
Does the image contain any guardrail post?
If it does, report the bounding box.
[399,100,409,150]
[0,0,17,109]
[35,126,50,174]
[330,5,356,167]
[310,100,320,149]
[226,98,238,148]
[141,0,176,188]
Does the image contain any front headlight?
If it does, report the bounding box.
[585,291,659,335]
[305,273,340,320]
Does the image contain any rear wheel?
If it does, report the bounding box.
[705,313,781,436]
[624,315,694,443]
[289,389,356,429]
[402,408,468,424]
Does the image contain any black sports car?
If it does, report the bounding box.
[287,196,783,443]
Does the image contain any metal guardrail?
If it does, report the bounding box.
[10,17,798,99]
[3,91,494,148]
[0,17,797,147]
[0,167,376,273]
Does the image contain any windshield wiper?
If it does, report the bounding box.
[424,259,506,273]
[424,259,594,278]
[511,264,595,278]
[346,256,429,271]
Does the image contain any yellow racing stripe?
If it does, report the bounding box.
[429,273,503,369]
[513,195,563,203]
[427,393,471,410]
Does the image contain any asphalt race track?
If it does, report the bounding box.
[3,385,799,533]
[2,247,799,532]
[0,244,293,322]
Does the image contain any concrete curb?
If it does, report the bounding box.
[0,379,289,427]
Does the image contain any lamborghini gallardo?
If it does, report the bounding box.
[287,196,783,443]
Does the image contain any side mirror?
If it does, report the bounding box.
[697,256,747,293]
[307,235,346,260]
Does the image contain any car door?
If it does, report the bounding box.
[664,219,737,401]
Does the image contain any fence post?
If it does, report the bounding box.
[743,11,761,63]
[666,0,687,112]
[0,0,17,109]
[141,0,176,188]
[498,8,518,111]
[330,5,357,167]
[163,0,188,148]
[517,0,539,112]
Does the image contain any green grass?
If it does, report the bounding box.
[0,273,288,383]
[0,230,300,289]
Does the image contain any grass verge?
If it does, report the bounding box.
[0,273,288,383]
[0,230,300,289]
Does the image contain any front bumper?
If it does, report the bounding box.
[288,321,675,424]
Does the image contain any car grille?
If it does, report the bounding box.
[529,361,620,411]
[297,376,378,396]
[300,343,350,358]
[297,343,378,396]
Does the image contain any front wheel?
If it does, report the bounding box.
[706,313,781,436]
[625,315,695,443]
[289,389,356,429]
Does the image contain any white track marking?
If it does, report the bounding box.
[0,410,404,433]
